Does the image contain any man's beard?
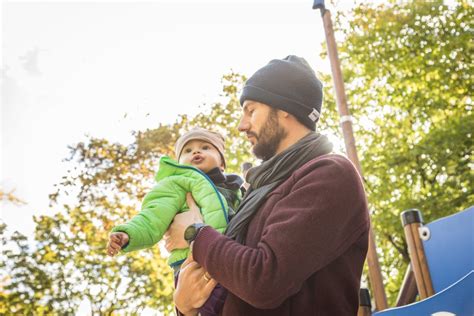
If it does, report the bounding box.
[251,109,287,161]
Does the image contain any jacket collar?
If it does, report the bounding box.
[206,167,243,191]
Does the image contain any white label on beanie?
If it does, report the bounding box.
[308,108,320,122]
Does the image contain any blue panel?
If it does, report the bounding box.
[373,271,474,316]
[423,206,474,292]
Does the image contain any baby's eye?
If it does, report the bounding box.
[202,145,210,150]
[184,148,192,153]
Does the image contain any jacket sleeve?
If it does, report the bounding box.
[112,178,185,252]
[193,157,369,309]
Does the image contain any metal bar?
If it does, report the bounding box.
[358,288,372,316]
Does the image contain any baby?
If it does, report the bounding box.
[106,127,243,270]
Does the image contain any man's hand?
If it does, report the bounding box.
[174,254,217,315]
[106,232,129,256]
[164,193,203,252]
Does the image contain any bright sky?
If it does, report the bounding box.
[1,0,362,239]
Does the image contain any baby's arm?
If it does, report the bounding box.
[111,180,185,252]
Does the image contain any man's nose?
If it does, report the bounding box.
[238,117,249,132]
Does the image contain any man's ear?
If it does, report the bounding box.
[278,109,291,119]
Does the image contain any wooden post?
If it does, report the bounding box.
[396,264,418,306]
[313,2,388,310]
[401,209,435,299]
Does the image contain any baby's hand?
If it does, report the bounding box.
[107,232,129,256]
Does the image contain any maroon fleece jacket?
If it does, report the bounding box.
[193,154,370,315]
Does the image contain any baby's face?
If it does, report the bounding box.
[179,139,223,173]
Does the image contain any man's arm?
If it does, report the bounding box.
[193,157,369,309]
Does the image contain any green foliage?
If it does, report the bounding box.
[1,73,250,314]
[0,223,54,315]
[331,0,473,305]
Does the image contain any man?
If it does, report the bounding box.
[167,55,370,315]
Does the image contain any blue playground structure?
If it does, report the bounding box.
[373,206,474,315]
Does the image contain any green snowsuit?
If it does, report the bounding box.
[112,156,231,267]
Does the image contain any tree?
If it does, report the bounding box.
[0,223,54,315]
[0,189,25,205]
[330,0,473,304]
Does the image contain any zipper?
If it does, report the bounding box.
[163,160,229,224]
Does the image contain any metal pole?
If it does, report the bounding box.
[313,0,388,310]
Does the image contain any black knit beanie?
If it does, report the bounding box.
[239,55,323,131]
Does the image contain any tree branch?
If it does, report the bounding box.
[385,233,410,263]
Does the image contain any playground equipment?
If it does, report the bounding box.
[374,206,474,315]
[312,0,388,310]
